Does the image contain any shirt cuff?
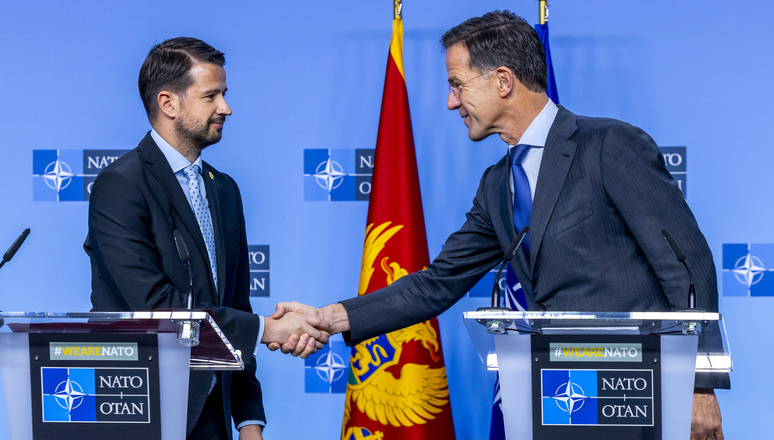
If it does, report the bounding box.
[236,420,266,431]
[253,315,265,358]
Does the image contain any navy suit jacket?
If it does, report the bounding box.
[341,107,727,388]
[84,133,265,436]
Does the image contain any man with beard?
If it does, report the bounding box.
[85,37,326,440]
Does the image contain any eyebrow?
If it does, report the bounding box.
[201,87,227,95]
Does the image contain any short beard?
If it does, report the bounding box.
[173,117,222,157]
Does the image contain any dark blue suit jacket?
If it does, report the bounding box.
[84,133,265,436]
[341,107,726,388]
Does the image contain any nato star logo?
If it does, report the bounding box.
[33,149,129,201]
[33,150,85,201]
[551,379,588,414]
[723,244,774,296]
[52,377,86,412]
[541,370,598,425]
[732,254,766,287]
[304,341,349,393]
[42,367,97,422]
[313,158,346,192]
[303,149,374,201]
[314,350,347,384]
[42,158,75,192]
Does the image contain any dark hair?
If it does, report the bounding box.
[138,37,225,121]
[441,10,547,93]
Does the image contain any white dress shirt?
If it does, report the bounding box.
[151,130,265,363]
[508,99,559,201]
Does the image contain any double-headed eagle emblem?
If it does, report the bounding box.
[344,222,450,431]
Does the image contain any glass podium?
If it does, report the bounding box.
[463,310,731,440]
[0,310,243,440]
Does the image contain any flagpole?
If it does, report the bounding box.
[539,0,548,24]
[394,0,402,20]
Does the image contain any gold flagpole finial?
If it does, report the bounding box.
[539,0,548,25]
[394,0,403,20]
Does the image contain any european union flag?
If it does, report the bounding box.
[535,23,559,105]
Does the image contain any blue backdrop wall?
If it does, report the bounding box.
[1,1,771,438]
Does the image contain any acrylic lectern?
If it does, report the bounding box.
[464,310,731,440]
[0,311,243,440]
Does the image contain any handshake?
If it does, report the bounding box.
[260,302,350,359]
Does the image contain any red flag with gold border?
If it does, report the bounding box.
[341,16,456,440]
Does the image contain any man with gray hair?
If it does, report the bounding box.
[275,10,725,440]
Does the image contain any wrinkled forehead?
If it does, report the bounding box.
[445,44,476,79]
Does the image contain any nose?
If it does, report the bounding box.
[446,89,461,111]
[218,96,232,116]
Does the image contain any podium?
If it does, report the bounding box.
[0,311,243,440]
[464,311,731,440]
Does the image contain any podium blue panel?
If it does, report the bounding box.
[541,370,598,425]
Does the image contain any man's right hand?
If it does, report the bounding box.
[266,302,350,355]
[261,309,330,359]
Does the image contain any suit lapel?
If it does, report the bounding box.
[529,107,578,271]
[202,162,225,305]
[137,134,216,298]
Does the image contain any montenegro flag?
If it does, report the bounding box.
[340,17,456,440]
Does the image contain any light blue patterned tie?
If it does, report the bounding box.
[183,164,218,292]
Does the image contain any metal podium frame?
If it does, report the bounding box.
[0,311,243,440]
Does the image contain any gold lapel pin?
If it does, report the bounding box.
[209,171,214,180]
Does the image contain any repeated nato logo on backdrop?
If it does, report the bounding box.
[303,149,374,201]
[722,244,774,297]
[30,146,676,202]
[660,146,686,199]
[33,150,129,201]
[304,341,350,394]
[248,245,270,297]
[32,150,274,296]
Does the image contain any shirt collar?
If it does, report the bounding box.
[512,99,559,148]
[150,129,203,174]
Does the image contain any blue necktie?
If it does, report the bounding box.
[511,144,532,258]
[183,164,218,292]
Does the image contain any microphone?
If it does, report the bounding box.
[173,230,195,310]
[0,228,31,270]
[477,226,529,334]
[491,226,529,308]
[661,229,696,309]
[174,230,200,346]
[1,228,30,328]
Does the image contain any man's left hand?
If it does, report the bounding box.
[691,388,723,440]
[239,424,263,440]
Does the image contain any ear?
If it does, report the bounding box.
[157,90,179,119]
[495,66,516,98]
